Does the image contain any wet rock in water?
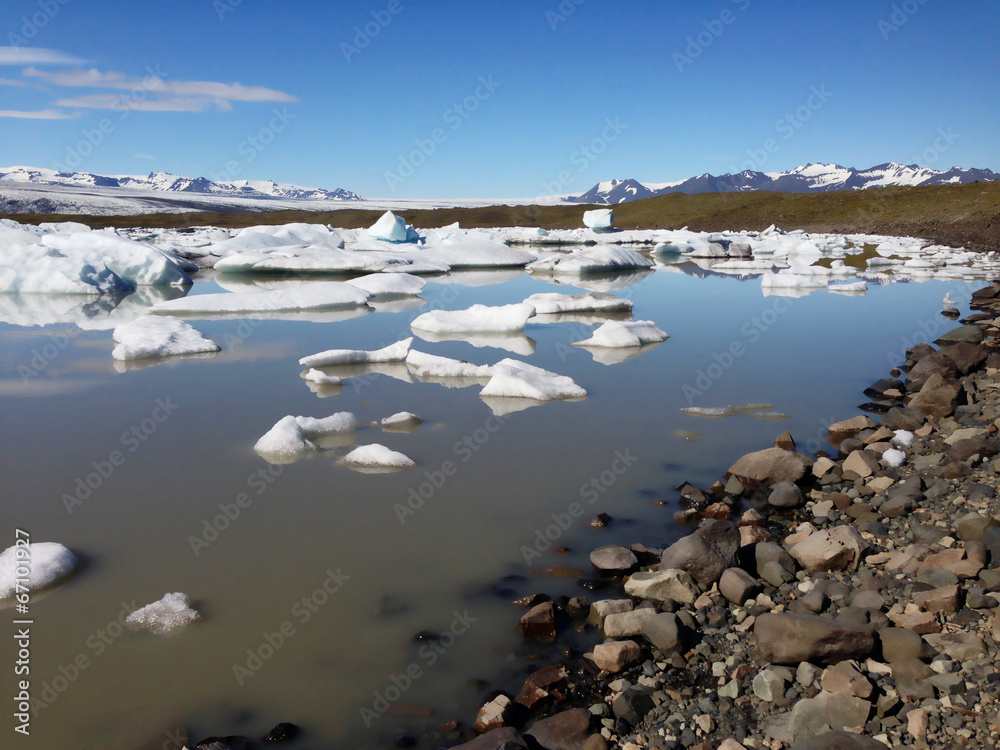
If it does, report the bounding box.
[475,695,515,734]
[264,722,299,742]
[768,481,804,508]
[196,738,251,750]
[612,686,654,728]
[775,430,796,450]
[518,602,556,639]
[452,726,528,750]
[589,545,638,574]
[658,519,740,587]
[936,324,984,345]
[516,665,568,710]
[789,526,869,573]
[726,446,814,485]
[828,415,876,442]
[592,640,641,673]
[754,613,874,665]
[513,593,551,608]
[624,568,699,604]
[566,596,590,619]
[590,513,611,529]
[525,708,592,750]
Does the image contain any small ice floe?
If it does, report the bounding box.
[892,430,915,448]
[299,337,412,369]
[681,403,777,420]
[761,272,828,290]
[254,413,357,463]
[828,280,868,295]
[572,320,668,348]
[412,330,536,356]
[411,303,536,334]
[0,542,78,598]
[344,273,426,299]
[125,593,201,635]
[882,449,906,468]
[523,291,633,315]
[336,444,416,473]
[480,359,586,405]
[302,369,343,385]
[419,235,537,269]
[405,350,495,386]
[943,292,956,307]
[111,315,220,363]
[381,412,423,432]
[368,211,416,243]
[527,246,654,275]
[151,282,372,317]
[583,208,615,231]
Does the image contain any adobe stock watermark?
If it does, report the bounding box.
[53,65,171,172]
[7,0,73,47]
[912,127,959,168]
[61,397,181,515]
[233,567,349,685]
[359,609,477,727]
[879,0,931,41]
[886,283,973,368]
[17,325,81,382]
[341,0,406,62]
[213,0,244,21]
[682,296,796,405]
[210,106,296,182]
[394,412,510,524]
[520,448,638,564]
[541,116,627,197]
[738,84,833,172]
[384,75,501,191]
[187,464,283,556]
[546,0,587,30]
[674,0,751,73]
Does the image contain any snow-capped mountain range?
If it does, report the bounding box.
[567,163,1000,204]
[0,166,361,202]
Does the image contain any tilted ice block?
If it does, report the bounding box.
[299,337,412,368]
[412,303,535,334]
[572,320,668,348]
[480,358,586,401]
[112,315,220,362]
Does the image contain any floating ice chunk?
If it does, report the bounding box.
[528,246,653,275]
[368,211,412,243]
[299,337,412,368]
[337,444,416,472]
[412,330,535,355]
[689,243,728,259]
[583,208,614,230]
[0,542,78,598]
[112,315,220,362]
[572,320,668,348]
[829,280,868,295]
[125,593,201,635]
[302,369,343,385]
[891,430,915,448]
[152,282,372,317]
[381,412,423,431]
[412,303,535,334]
[681,403,775,419]
[761,272,828,289]
[418,236,536,269]
[254,412,356,462]
[406,349,495,380]
[345,273,426,298]
[40,231,192,287]
[480,358,586,401]
[882,449,906,468]
[523,291,633,315]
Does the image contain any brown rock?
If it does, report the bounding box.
[775,431,796,450]
[842,450,881,479]
[518,602,556,639]
[820,660,873,698]
[909,373,960,419]
[525,708,592,750]
[701,502,732,520]
[452,727,528,750]
[726,446,814,485]
[754,613,874,665]
[592,640,641,674]
[828,415,876,441]
[888,611,941,634]
[476,695,514,734]
[788,525,869,573]
[913,584,960,614]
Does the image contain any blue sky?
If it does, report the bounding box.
[1,0,997,198]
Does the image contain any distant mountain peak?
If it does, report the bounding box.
[566,163,999,204]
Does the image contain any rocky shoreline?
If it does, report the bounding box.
[452,282,1000,750]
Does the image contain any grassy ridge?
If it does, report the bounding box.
[3,182,997,250]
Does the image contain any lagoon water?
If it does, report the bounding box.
[0,255,980,749]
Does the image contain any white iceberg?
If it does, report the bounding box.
[336,444,416,472]
[111,315,220,362]
[405,349,496,381]
[411,303,535,334]
[345,273,426,298]
[151,282,372,317]
[302,368,343,385]
[418,235,536,269]
[0,542,78,598]
[572,320,668,348]
[527,246,653,275]
[381,412,423,431]
[367,211,413,243]
[254,412,357,462]
[480,358,587,401]
[0,244,133,295]
[299,337,412,368]
[523,291,633,315]
[583,208,614,230]
[828,280,868,295]
[40,231,192,287]
[125,592,201,635]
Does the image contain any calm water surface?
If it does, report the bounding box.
[0,256,981,749]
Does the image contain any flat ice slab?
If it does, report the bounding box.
[0,542,78,598]
[528,246,653,275]
[411,303,535,333]
[345,273,426,298]
[381,412,423,431]
[255,412,357,462]
[524,291,633,315]
[480,358,587,401]
[573,320,668,348]
[125,592,201,635]
[405,349,496,380]
[336,443,416,472]
[299,337,412,368]
[112,315,220,362]
[152,282,372,316]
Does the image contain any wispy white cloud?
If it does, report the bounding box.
[0,108,78,120]
[54,93,233,112]
[0,78,27,87]
[0,47,85,66]
[24,67,298,103]
[135,154,155,160]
